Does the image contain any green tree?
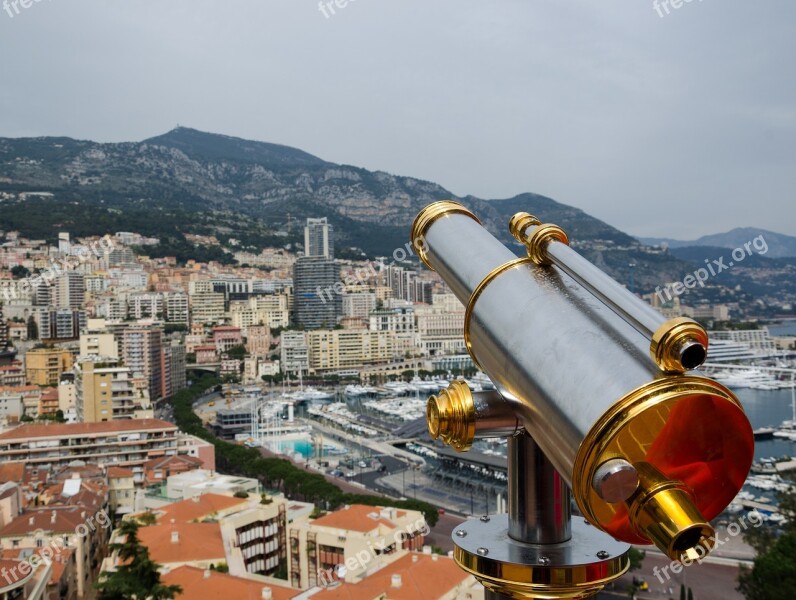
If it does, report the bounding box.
[225,344,248,360]
[96,520,182,600]
[628,547,645,572]
[739,476,796,600]
[738,532,796,600]
[10,265,30,279]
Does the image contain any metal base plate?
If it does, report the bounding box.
[453,515,630,599]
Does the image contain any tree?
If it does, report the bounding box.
[225,344,248,360]
[739,476,796,600]
[738,532,796,600]
[96,520,182,600]
[628,547,645,572]
[10,265,30,279]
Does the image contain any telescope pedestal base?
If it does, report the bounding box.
[453,515,630,600]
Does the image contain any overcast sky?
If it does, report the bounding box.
[0,1,793,239]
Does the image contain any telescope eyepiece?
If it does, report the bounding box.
[679,340,707,371]
[626,462,716,562]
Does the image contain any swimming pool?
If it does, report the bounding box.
[270,438,346,458]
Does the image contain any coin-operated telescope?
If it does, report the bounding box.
[412,201,754,599]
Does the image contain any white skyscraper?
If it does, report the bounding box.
[304,217,334,258]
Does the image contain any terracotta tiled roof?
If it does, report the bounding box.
[161,565,297,600]
[155,493,249,523]
[42,480,106,509]
[0,463,25,484]
[0,506,97,537]
[40,389,59,401]
[144,454,202,471]
[52,463,105,481]
[0,385,40,394]
[0,558,34,587]
[311,505,398,534]
[137,522,225,565]
[2,546,75,587]
[107,467,135,478]
[311,553,470,600]
[0,418,176,441]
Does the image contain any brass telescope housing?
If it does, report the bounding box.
[412,201,754,581]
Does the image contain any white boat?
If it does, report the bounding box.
[285,387,333,402]
[344,384,367,397]
[713,368,781,389]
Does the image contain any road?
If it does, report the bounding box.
[611,551,746,600]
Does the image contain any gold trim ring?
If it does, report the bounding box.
[508,211,542,242]
[524,223,570,265]
[410,201,480,270]
[464,257,536,370]
[650,317,709,373]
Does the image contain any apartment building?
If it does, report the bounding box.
[79,329,118,359]
[212,326,243,353]
[293,258,341,329]
[304,217,334,259]
[0,419,210,484]
[0,364,25,387]
[165,292,190,324]
[245,324,271,356]
[369,308,416,334]
[74,358,152,423]
[107,467,135,514]
[288,504,426,589]
[0,502,109,598]
[121,325,163,403]
[342,292,377,320]
[161,341,187,399]
[104,493,294,581]
[25,348,75,387]
[54,272,85,310]
[414,306,466,356]
[0,386,41,421]
[281,331,309,376]
[189,291,226,325]
[307,330,398,373]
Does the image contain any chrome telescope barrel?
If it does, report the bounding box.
[412,201,754,560]
[508,212,708,373]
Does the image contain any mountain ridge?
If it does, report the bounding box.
[0,127,791,309]
[640,227,796,259]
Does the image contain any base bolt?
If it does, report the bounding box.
[455,530,467,538]
[596,550,610,559]
[480,515,490,522]
[477,547,489,556]
[538,556,550,565]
